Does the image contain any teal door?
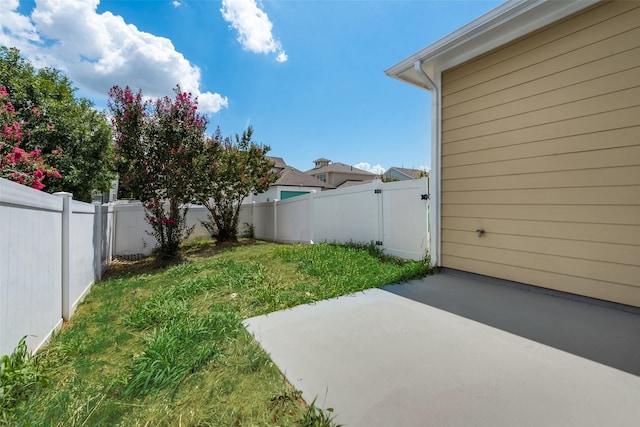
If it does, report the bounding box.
[280,191,309,200]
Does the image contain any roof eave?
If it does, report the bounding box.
[384,0,600,88]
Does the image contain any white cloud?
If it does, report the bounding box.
[354,162,385,175]
[0,0,41,53]
[276,51,288,63]
[172,1,181,7]
[0,0,227,113]
[220,0,287,62]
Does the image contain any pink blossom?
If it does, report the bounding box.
[31,180,45,190]
[12,148,24,162]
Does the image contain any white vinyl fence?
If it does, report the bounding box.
[109,179,430,260]
[1,176,428,356]
[252,178,430,260]
[111,202,253,257]
[0,179,114,356]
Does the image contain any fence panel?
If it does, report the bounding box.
[275,195,313,243]
[113,201,153,257]
[0,179,64,356]
[184,205,214,240]
[110,202,254,257]
[248,179,430,260]
[313,182,381,244]
[382,178,429,260]
[67,199,97,319]
[252,201,275,241]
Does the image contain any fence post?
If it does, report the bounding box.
[111,203,117,262]
[249,201,254,238]
[273,199,278,242]
[309,191,316,243]
[55,192,72,322]
[377,181,384,250]
[93,202,102,282]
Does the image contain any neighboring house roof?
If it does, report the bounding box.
[385,0,598,88]
[336,179,377,189]
[267,156,287,171]
[306,162,375,177]
[384,167,426,180]
[276,166,334,189]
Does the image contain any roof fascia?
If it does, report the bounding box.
[385,0,600,89]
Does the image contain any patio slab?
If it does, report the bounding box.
[385,269,640,377]
[244,273,640,426]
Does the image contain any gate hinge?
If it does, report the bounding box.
[374,189,382,194]
[421,194,430,200]
[375,241,383,246]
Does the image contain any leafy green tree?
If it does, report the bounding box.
[109,85,207,258]
[0,46,113,201]
[194,126,277,242]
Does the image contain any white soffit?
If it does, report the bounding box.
[385,0,600,90]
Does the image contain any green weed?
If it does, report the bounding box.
[124,310,241,398]
[0,336,49,412]
[299,398,343,427]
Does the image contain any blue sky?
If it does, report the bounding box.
[1,0,502,173]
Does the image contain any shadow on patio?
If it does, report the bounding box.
[384,268,640,377]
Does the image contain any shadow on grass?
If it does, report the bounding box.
[102,238,265,280]
[180,238,267,258]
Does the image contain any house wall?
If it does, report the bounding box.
[253,187,279,202]
[440,1,640,306]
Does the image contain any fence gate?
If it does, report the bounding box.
[381,178,430,260]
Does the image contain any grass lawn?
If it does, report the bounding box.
[1,239,432,426]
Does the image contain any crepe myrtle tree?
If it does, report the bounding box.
[194,126,277,242]
[108,85,207,258]
[0,46,113,201]
[0,86,61,190]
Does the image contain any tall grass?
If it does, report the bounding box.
[2,240,431,426]
[275,242,431,298]
[0,337,49,414]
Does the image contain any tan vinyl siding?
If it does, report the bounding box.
[440,1,640,307]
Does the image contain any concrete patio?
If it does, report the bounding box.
[244,270,640,426]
